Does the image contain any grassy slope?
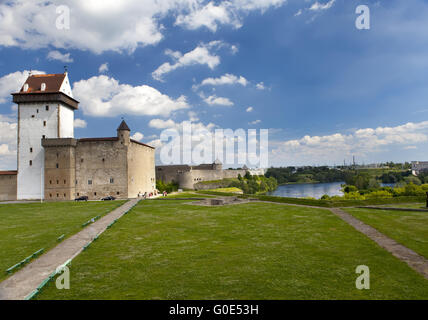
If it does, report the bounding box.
[38,201,428,299]
[0,200,125,281]
[345,208,428,259]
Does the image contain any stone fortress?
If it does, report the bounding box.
[412,161,428,176]
[156,161,265,190]
[0,72,156,201]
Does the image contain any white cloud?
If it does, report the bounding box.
[74,118,87,128]
[152,42,223,81]
[256,82,266,90]
[249,119,261,125]
[0,1,285,53]
[0,70,45,103]
[73,75,189,117]
[0,117,17,169]
[246,106,253,112]
[98,63,109,74]
[203,95,234,107]
[149,119,177,129]
[47,50,73,63]
[294,9,302,16]
[196,73,248,89]
[131,132,144,141]
[175,0,285,31]
[272,121,428,165]
[309,0,336,11]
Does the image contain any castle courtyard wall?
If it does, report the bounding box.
[75,139,128,200]
[127,141,156,197]
[0,172,17,201]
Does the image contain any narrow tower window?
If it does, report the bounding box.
[43,121,46,127]
[30,147,33,153]
[29,160,32,166]
[45,105,49,111]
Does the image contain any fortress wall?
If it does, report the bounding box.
[156,165,190,184]
[0,173,17,201]
[127,141,156,198]
[75,140,128,200]
[43,139,76,201]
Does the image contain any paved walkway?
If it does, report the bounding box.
[330,208,428,280]
[0,198,141,300]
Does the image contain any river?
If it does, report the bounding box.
[267,182,345,199]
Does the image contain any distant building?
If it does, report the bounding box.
[0,72,156,201]
[411,161,428,176]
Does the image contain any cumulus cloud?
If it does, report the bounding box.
[249,119,261,125]
[309,0,336,11]
[149,119,177,129]
[0,1,285,54]
[246,106,253,112]
[47,50,73,63]
[73,75,189,117]
[0,117,17,169]
[272,121,428,165]
[0,70,45,103]
[203,95,234,106]
[131,132,144,141]
[256,82,266,90]
[74,118,87,128]
[152,42,224,81]
[175,0,285,31]
[98,63,109,74]
[195,73,248,89]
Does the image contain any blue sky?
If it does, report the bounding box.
[1,0,428,169]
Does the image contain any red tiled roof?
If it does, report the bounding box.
[0,170,17,175]
[16,73,66,94]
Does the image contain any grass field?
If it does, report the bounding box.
[37,200,428,299]
[345,208,428,259]
[379,203,427,209]
[0,200,125,280]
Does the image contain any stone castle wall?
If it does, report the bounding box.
[0,172,17,201]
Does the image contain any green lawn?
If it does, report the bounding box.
[379,203,427,209]
[38,200,428,299]
[345,208,428,259]
[0,200,125,281]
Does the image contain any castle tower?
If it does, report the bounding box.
[12,72,79,200]
[117,120,131,146]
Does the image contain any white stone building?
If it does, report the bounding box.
[411,161,428,176]
[12,73,77,200]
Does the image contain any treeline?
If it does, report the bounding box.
[229,172,277,194]
[265,166,345,184]
[156,180,179,193]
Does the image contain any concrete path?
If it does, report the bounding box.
[0,198,141,300]
[330,208,428,280]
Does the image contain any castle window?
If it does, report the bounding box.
[64,180,66,184]
[46,105,49,111]
[50,194,52,198]
[102,158,105,162]
[88,180,92,185]
[49,180,52,184]
[64,193,66,197]
[81,159,84,163]
[29,160,32,166]
[94,192,97,196]
[57,180,59,184]
[31,115,35,118]
[43,121,46,127]
[75,180,77,185]
[56,163,59,168]
[36,109,39,113]
[42,135,46,139]
[110,178,114,184]
[57,193,59,197]
[30,147,33,153]
[117,192,120,195]
[77,193,79,196]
